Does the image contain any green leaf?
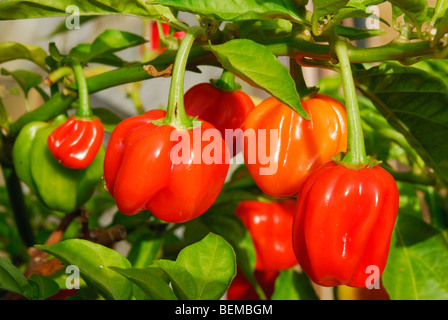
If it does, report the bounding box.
[1,69,42,97]
[0,42,48,70]
[430,0,448,48]
[135,0,180,24]
[28,274,60,300]
[110,266,177,300]
[156,259,197,300]
[0,257,33,299]
[148,0,306,24]
[389,0,429,27]
[382,213,448,299]
[199,203,260,296]
[334,25,386,40]
[412,59,448,88]
[89,29,147,61]
[35,239,133,300]
[312,0,349,35]
[157,233,236,300]
[208,39,308,119]
[354,63,448,184]
[126,231,164,269]
[271,269,319,300]
[69,29,146,66]
[0,0,171,21]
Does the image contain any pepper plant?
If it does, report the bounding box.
[0,0,447,301]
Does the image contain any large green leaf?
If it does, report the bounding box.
[68,29,146,67]
[88,29,146,61]
[354,63,448,184]
[35,239,133,300]
[382,213,448,299]
[0,0,179,28]
[208,39,308,119]
[156,233,236,300]
[148,0,306,24]
[0,42,48,70]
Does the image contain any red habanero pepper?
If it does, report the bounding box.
[103,109,230,223]
[235,199,297,271]
[292,161,399,288]
[47,116,104,169]
[242,94,347,198]
[184,70,255,157]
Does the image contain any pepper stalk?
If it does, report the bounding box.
[333,36,369,167]
[71,59,93,118]
[210,69,241,92]
[164,26,206,129]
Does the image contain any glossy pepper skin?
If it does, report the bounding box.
[47,116,104,169]
[242,94,347,198]
[236,199,297,271]
[13,118,105,213]
[184,82,255,157]
[292,161,399,288]
[103,109,230,223]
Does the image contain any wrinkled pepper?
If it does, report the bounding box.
[47,116,104,169]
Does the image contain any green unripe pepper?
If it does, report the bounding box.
[12,116,105,213]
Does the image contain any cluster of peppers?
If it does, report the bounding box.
[11,24,399,295]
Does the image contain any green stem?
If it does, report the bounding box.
[127,82,145,115]
[333,37,368,165]
[210,69,241,92]
[387,168,436,186]
[71,60,92,118]
[289,58,312,98]
[10,92,75,137]
[1,164,35,247]
[46,66,73,86]
[164,26,205,128]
